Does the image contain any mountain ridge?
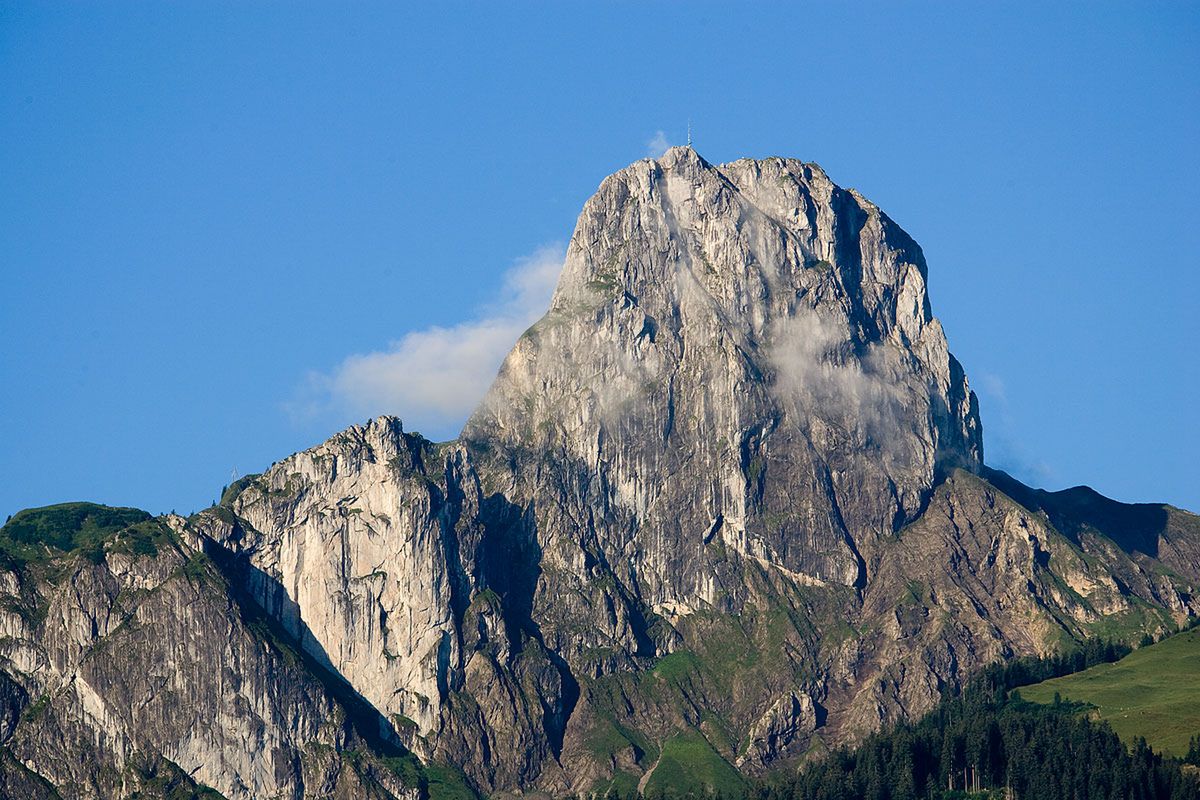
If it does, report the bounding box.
[0,148,1195,799]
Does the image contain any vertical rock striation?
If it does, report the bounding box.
[464,146,982,655]
[0,506,427,799]
[3,147,1197,798]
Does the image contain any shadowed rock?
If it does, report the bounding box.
[1,149,1196,798]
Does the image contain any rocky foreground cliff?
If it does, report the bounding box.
[2,147,1197,799]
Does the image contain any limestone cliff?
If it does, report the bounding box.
[0,503,432,799]
[2,148,1196,798]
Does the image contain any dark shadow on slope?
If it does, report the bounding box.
[981,466,1167,558]
[0,668,28,743]
[432,457,473,692]
[476,493,539,654]
[200,536,418,765]
[475,492,580,760]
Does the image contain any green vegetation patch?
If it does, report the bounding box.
[1019,628,1200,756]
[648,650,702,684]
[583,564,837,795]
[124,754,229,799]
[584,713,654,766]
[587,269,623,298]
[21,693,50,723]
[0,502,171,569]
[423,763,480,800]
[218,474,260,507]
[642,729,746,798]
[1071,591,1178,645]
[591,769,640,798]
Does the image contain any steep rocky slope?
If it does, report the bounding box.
[3,147,1196,798]
[194,149,1199,796]
[0,503,445,799]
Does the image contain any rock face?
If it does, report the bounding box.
[461,148,984,676]
[468,147,981,602]
[2,147,1197,798]
[0,505,429,799]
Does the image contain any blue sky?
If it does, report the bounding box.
[1,3,1197,517]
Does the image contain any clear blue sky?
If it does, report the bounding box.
[1,3,1197,518]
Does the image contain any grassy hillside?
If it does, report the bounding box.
[641,730,746,798]
[1018,629,1200,756]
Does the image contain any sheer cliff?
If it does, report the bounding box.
[2,148,1196,799]
[0,504,432,799]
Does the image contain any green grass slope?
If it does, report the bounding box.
[1019,628,1200,756]
[641,730,746,798]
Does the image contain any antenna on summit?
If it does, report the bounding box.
[687,119,692,147]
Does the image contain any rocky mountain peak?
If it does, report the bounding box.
[7,149,1196,800]
[466,148,982,600]
[201,150,998,794]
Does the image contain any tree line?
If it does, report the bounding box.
[757,637,1195,800]
[596,636,1199,800]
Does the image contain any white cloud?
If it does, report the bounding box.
[973,370,1058,487]
[978,371,1007,405]
[767,308,913,462]
[290,244,565,438]
[646,130,672,158]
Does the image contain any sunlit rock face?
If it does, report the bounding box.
[181,149,1200,795]
[220,419,465,739]
[7,148,1197,799]
[0,511,424,800]
[464,145,982,637]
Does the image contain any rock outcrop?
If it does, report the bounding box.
[0,505,433,799]
[1,147,1196,798]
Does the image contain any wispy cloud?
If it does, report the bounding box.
[978,371,1007,405]
[646,130,672,158]
[767,308,912,463]
[974,370,1057,487]
[289,244,565,438]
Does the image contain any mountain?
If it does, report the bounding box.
[2,147,1197,799]
[0,503,431,799]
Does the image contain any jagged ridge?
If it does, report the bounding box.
[0,148,1196,799]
